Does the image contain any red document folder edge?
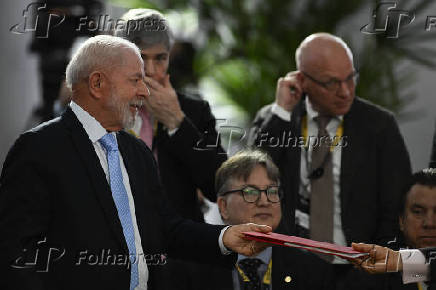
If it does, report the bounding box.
[243,232,368,259]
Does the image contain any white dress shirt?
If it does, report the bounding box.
[272,99,346,264]
[400,249,430,284]
[70,101,148,290]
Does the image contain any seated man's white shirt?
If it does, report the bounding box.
[400,249,430,284]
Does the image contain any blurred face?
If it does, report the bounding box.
[104,50,147,129]
[218,165,282,230]
[400,184,436,248]
[301,45,355,116]
[140,43,169,85]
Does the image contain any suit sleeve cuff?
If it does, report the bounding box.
[271,103,292,122]
[219,226,233,255]
[400,249,430,284]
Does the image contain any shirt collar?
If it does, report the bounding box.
[237,247,272,265]
[305,97,344,121]
[69,101,109,143]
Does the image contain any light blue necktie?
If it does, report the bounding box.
[99,133,138,290]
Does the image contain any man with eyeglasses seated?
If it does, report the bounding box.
[248,32,411,290]
[212,150,333,290]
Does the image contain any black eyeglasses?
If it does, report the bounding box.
[301,71,359,92]
[219,185,281,203]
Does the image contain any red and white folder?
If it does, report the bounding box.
[243,232,368,259]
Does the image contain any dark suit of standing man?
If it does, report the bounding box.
[114,9,226,222]
[0,35,271,290]
[249,33,412,290]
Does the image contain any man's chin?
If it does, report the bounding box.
[122,113,136,130]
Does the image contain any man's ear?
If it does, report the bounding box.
[89,71,107,99]
[217,197,229,221]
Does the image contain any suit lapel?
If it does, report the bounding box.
[62,108,127,252]
[339,100,367,228]
[271,247,296,290]
[284,100,305,232]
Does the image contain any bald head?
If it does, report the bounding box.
[294,33,356,116]
[295,33,354,71]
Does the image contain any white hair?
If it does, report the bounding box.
[295,33,354,69]
[65,35,141,89]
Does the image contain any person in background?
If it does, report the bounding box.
[114,8,226,224]
[354,168,436,290]
[211,150,333,290]
[113,9,228,289]
[249,32,412,290]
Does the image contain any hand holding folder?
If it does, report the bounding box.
[243,231,369,260]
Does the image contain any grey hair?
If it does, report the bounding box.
[113,8,173,51]
[65,35,141,89]
[215,150,280,197]
[295,33,354,69]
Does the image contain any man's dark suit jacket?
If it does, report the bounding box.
[384,273,421,290]
[153,92,226,222]
[200,246,333,290]
[0,107,234,290]
[249,97,412,244]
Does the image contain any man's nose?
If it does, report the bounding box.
[423,212,436,228]
[138,79,150,98]
[144,60,155,77]
[256,190,270,206]
[337,80,351,99]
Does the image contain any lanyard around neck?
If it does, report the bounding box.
[236,258,272,285]
[301,115,343,152]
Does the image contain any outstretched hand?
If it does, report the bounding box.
[350,242,403,274]
[223,223,272,256]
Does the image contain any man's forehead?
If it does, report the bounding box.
[140,44,169,56]
[407,184,436,205]
[301,42,353,76]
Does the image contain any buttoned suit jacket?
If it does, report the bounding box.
[0,107,234,290]
[248,97,412,245]
[201,246,334,290]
